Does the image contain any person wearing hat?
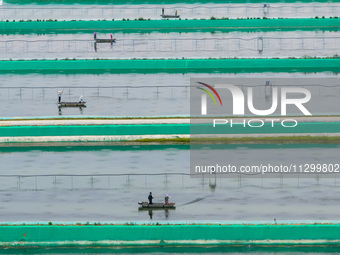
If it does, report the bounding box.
[164,194,170,205]
[58,90,63,103]
[79,95,84,103]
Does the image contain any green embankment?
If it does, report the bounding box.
[0,246,339,254]
[1,58,340,74]
[0,124,189,137]
[4,0,340,5]
[0,18,339,34]
[0,224,340,247]
[0,122,339,137]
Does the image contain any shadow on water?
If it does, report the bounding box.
[178,195,212,207]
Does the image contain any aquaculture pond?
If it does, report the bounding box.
[0,144,340,222]
[0,72,338,117]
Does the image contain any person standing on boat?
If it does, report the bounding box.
[175,10,178,16]
[58,90,63,103]
[110,34,114,47]
[148,192,153,204]
[164,194,170,205]
[79,95,84,103]
[162,8,164,15]
[94,31,97,40]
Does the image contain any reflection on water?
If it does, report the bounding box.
[209,174,217,192]
[58,106,85,115]
[139,208,172,219]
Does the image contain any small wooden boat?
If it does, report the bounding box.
[138,201,175,209]
[161,15,180,19]
[58,101,86,107]
[95,39,116,43]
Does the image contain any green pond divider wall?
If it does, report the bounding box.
[0,18,339,34]
[4,0,340,5]
[1,58,340,74]
[0,246,339,254]
[0,122,338,137]
[0,124,190,137]
[0,224,340,247]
